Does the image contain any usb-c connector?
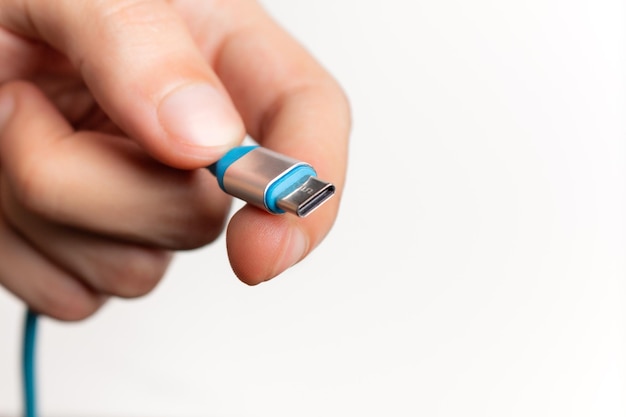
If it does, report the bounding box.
[208,146,335,217]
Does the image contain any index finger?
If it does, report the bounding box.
[196,1,350,283]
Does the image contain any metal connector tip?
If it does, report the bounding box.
[277,177,335,217]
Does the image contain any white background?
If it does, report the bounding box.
[1,0,625,416]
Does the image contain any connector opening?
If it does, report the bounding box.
[296,184,335,217]
[277,176,335,217]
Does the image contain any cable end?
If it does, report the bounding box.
[209,146,335,217]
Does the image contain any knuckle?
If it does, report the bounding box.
[170,217,226,250]
[151,170,231,250]
[10,158,58,219]
[99,248,171,298]
[96,0,166,23]
[157,201,229,250]
[89,0,182,47]
[37,285,101,322]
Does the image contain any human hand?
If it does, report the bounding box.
[0,0,350,320]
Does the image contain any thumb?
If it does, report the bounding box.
[1,0,245,169]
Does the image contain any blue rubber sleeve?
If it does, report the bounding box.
[207,145,258,190]
[264,165,317,213]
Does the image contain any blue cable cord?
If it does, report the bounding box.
[22,310,39,417]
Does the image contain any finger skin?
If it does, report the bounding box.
[190,1,351,283]
[1,187,173,298]
[0,209,105,321]
[0,81,229,320]
[0,0,246,168]
[0,81,232,250]
[226,87,350,285]
[226,207,311,285]
[0,0,350,292]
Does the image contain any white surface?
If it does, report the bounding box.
[1,0,625,416]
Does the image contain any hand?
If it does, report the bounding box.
[0,0,350,320]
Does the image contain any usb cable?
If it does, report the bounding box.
[19,146,334,417]
[22,310,38,417]
[208,146,335,217]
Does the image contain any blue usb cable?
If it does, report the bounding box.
[23,310,39,417]
[19,146,333,417]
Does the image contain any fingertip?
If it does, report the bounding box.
[28,279,107,322]
[43,295,107,322]
[226,206,310,285]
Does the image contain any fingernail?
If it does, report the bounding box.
[275,227,309,276]
[158,84,243,150]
